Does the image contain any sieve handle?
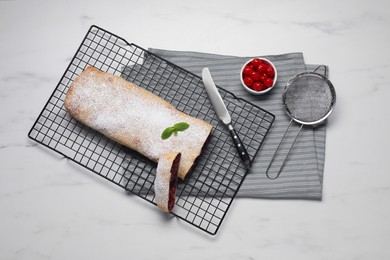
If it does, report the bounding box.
[266,120,303,180]
[313,65,328,78]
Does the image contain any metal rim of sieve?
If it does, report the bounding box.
[282,71,336,126]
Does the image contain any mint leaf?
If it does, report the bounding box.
[161,127,174,140]
[174,122,190,132]
[161,122,190,140]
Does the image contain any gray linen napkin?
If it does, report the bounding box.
[149,49,326,200]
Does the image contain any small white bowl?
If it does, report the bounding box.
[240,57,278,95]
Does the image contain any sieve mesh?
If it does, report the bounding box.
[283,73,334,124]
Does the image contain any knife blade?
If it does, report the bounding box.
[202,68,252,169]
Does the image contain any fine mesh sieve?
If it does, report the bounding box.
[266,66,336,180]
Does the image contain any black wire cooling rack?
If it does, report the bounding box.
[28,25,275,235]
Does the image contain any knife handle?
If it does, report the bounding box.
[227,124,252,169]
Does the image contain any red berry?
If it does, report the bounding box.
[243,66,253,76]
[243,76,254,87]
[259,73,268,83]
[251,71,261,81]
[266,66,275,77]
[252,82,263,91]
[257,63,267,74]
[264,78,274,88]
[251,58,262,68]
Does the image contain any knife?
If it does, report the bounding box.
[202,68,252,169]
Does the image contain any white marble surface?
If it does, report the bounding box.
[1,0,390,259]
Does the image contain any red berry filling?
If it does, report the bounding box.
[242,58,276,92]
[168,153,181,212]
